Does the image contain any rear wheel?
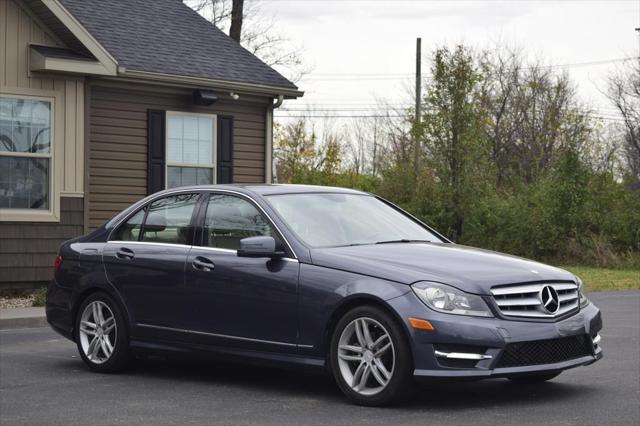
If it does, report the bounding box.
[75,292,130,373]
[329,305,413,406]
[507,372,561,384]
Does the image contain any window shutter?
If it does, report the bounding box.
[147,110,166,194]
[217,115,234,184]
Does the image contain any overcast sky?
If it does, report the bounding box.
[258,0,638,123]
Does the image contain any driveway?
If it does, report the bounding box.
[1,291,638,425]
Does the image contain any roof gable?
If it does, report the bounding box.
[53,0,298,92]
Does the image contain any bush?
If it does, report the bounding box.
[32,287,47,307]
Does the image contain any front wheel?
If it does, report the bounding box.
[507,372,561,384]
[75,292,130,373]
[329,305,413,406]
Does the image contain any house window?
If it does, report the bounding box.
[0,96,52,210]
[166,112,216,188]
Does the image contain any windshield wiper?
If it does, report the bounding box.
[375,239,433,245]
[331,239,434,248]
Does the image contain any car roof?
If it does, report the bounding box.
[105,184,371,232]
[159,184,370,197]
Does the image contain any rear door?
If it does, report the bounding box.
[103,192,200,338]
[183,192,300,351]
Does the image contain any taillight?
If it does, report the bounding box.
[53,255,63,272]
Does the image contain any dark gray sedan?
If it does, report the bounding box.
[46,184,602,406]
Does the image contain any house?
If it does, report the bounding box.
[0,0,302,289]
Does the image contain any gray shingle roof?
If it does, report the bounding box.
[58,0,298,91]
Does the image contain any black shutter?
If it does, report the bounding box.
[147,110,166,194]
[217,115,234,184]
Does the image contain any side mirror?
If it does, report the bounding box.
[237,236,285,259]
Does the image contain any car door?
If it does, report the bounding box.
[184,192,300,351]
[103,192,200,339]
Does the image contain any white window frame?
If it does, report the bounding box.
[0,93,55,221]
[165,111,217,188]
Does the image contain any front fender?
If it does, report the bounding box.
[297,263,411,356]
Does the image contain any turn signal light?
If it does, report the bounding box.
[408,317,434,331]
[53,255,63,272]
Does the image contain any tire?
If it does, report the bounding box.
[507,372,561,384]
[74,292,130,373]
[329,305,413,406]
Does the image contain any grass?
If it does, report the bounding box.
[560,266,640,292]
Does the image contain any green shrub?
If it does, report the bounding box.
[32,287,47,307]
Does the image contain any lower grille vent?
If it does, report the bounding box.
[496,335,592,368]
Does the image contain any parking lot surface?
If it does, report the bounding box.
[1,291,638,425]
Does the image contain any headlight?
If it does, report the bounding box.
[411,282,493,317]
[576,276,590,308]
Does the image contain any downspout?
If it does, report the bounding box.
[265,95,284,184]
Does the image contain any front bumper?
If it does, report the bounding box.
[387,294,603,380]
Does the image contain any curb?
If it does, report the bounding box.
[0,307,48,330]
[0,316,48,329]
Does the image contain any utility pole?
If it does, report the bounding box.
[372,118,378,176]
[414,37,422,175]
[636,27,640,67]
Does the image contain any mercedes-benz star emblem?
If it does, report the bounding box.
[540,285,560,314]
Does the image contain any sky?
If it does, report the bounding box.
[255,0,639,124]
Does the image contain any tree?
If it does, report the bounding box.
[607,61,640,183]
[229,0,244,42]
[186,0,308,81]
[419,45,487,240]
[273,119,317,183]
[478,48,592,186]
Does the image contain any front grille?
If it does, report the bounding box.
[491,282,579,319]
[496,335,592,368]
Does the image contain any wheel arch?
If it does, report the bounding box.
[322,294,413,361]
[71,285,131,337]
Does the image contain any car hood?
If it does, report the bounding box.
[309,243,575,295]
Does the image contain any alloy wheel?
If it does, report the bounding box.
[337,317,395,396]
[79,301,117,364]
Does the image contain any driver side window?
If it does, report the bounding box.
[204,194,275,250]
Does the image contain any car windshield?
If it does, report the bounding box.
[266,193,443,248]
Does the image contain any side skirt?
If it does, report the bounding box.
[129,339,327,373]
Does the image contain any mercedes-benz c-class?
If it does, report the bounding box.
[46,184,602,405]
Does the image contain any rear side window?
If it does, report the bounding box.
[111,193,199,244]
[111,208,146,241]
[140,193,199,245]
[204,194,274,250]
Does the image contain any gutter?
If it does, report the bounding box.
[116,69,304,99]
[265,95,285,184]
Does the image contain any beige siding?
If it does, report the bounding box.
[0,0,85,203]
[88,83,268,229]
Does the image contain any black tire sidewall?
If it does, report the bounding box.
[74,291,130,373]
[329,305,413,406]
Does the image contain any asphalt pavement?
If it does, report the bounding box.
[1,291,638,425]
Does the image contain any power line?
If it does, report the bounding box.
[301,57,636,81]
[275,110,625,122]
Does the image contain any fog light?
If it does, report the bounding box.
[593,334,601,347]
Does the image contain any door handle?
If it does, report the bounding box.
[192,256,215,272]
[115,247,135,260]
